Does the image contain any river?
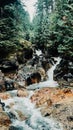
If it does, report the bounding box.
[3,57,63,130]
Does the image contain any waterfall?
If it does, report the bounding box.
[27,57,61,90]
[4,91,63,130]
[47,57,61,81]
[35,49,42,56]
[2,57,63,130]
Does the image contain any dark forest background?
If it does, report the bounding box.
[0,0,73,59]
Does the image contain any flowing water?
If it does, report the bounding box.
[4,91,63,130]
[27,57,61,90]
[3,57,63,130]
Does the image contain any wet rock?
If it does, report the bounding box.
[0,58,19,73]
[47,99,52,106]
[17,88,28,97]
[0,70,5,92]
[8,112,17,120]
[54,58,73,81]
[67,116,73,121]
[44,113,51,117]
[16,110,27,121]
[0,112,11,126]
[26,72,41,86]
[14,81,26,89]
[37,67,47,81]
[63,73,73,81]
[0,106,3,112]
[41,60,51,72]
[5,79,14,91]
[0,93,11,100]
[9,126,23,130]
[54,104,61,108]
[63,88,72,94]
[24,48,33,60]
[0,100,5,111]
[70,83,73,87]
[0,126,9,130]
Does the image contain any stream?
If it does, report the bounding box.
[3,57,63,130]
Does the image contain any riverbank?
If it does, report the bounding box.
[0,51,73,130]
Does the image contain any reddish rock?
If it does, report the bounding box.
[0,93,11,100]
[31,87,73,107]
[0,112,11,126]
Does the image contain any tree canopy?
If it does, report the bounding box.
[32,0,73,59]
[0,0,73,59]
[0,0,31,57]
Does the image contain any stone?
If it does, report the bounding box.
[37,67,47,81]
[17,88,28,97]
[24,48,33,59]
[16,110,27,121]
[70,83,73,87]
[0,93,11,100]
[0,126,9,130]
[47,99,52,106]
[0,70,5,92]
[0,58,19,73]
[67,116,73,121]
[26,72,41,86]
[0,112,11,126]
[9,126,23,130]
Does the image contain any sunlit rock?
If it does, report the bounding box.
[0,93,11,100]
[16,110,27,121]
[17,89,29,97]
[37,67,47,81]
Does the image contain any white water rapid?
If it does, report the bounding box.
[2,57,63,130]
[4,90,63,130]
[27,57,61,90]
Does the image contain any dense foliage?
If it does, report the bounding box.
[0,0,73,59]
[0,0,30,57]
[32,0,73,58]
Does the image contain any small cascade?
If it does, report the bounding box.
[27,57,61,90]
[47,57,61,81]
[2,57,63,130]
[4,91,63,130]
[35,49,42,56]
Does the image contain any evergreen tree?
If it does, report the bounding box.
[49,0,73,58]
[0,0,31,57]
[33,0,53,51]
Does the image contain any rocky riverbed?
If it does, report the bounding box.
[0,87,73,130]
[0,50,73,130]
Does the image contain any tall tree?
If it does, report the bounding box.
[48,0,73,58]
[33,0,54,51]
[0,0,31,57]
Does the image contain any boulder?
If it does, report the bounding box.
[26,72,41,86]
[0,70,5,92]
[0,59,19,73]
[17,88,28,97]
[23,48,33,60]
[0,112,11,126]
[0,93,11,100]
[9,126,23,130]
[54,59,73,81]
[0,126,9,130]
[37,67,47,81]
[41,60,51,72]
[5,79,14,91]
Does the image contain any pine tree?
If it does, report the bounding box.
[0,0,31,57]
[33,0,53,52]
